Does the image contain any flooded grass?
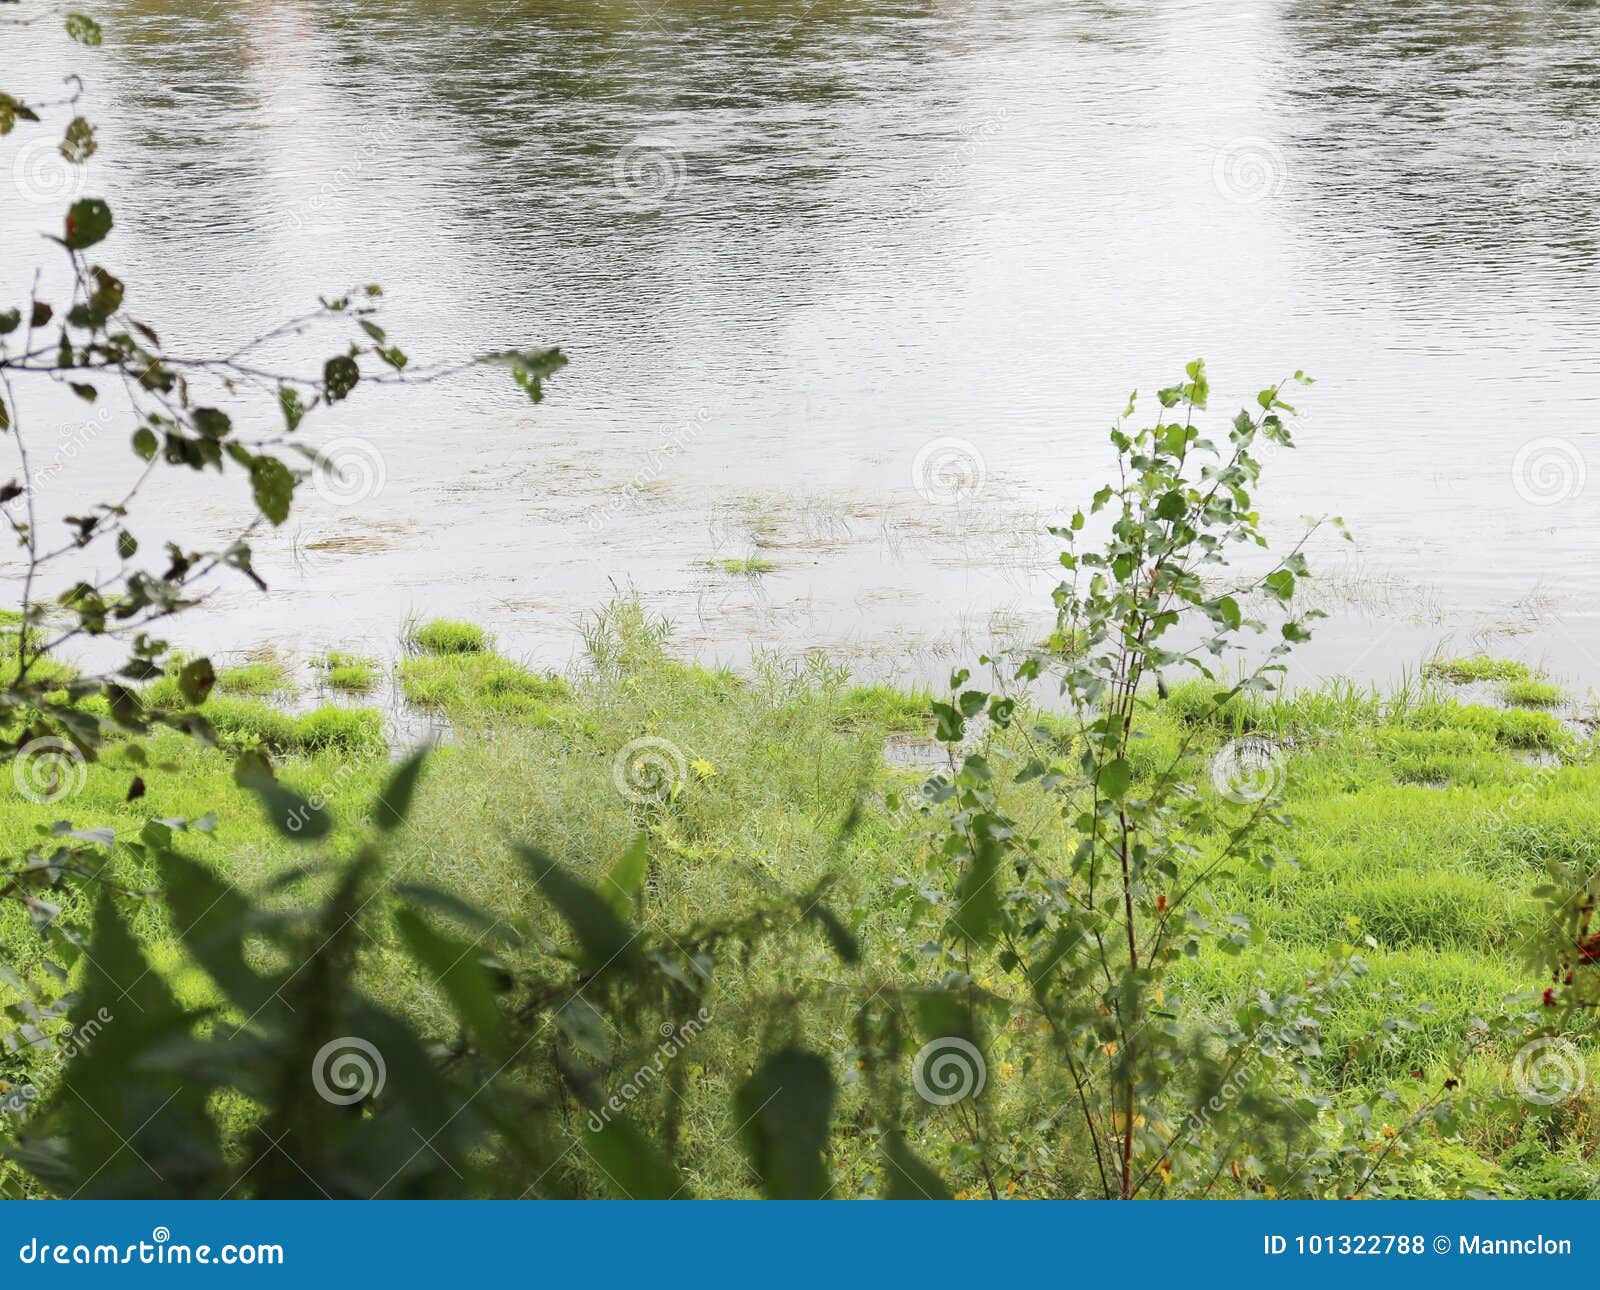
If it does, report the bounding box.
[9,605,1600,1196]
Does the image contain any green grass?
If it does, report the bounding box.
[314,652,381,694]
[408,619,490,655]
[1505,677,1564,708]
[202,698,384,755]
[214,657,294,697]
[1425,654,1533,684]
[7,607,1600,1200]
[706,554,777,576]
[398,651,569,721]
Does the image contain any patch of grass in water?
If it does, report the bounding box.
[706,554,777,576]
[836,684,934,733]
[399,651,569,721]
[214,657,294,697]
[1401,700,1566,750]
[1425,654,1533,684]
[314,652,381,695]
[1504,677,1564,709]
[408,619,490,655]
[202,698,384,755]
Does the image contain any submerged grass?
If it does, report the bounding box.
[1425,655,1534,684]
[314,652,381,694]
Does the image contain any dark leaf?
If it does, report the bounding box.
[734,1049,835,1199]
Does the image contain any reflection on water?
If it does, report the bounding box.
[6,0,1600,683]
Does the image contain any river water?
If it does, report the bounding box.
[6,0,1600,688]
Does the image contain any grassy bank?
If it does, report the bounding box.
[1,616,1596,1198]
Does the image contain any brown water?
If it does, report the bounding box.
[7,0,1600,685]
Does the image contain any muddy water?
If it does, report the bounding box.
[6,0,1600,686]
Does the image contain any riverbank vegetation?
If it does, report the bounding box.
[1,601,1597,1197]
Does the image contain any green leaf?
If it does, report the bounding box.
[249,456,295,525]
[598,833,648,919]
[278,385,306,432]
[131,426,157,460]
[810,904,860,965]
[177,657,215,705]
[393,884,510,941]
[1155,488,1187,520]
[372,747,427,833]
[734,1049,835,1199]
[60,116,96,163]
[951,827,1002,944]
[482,347,567,403]
[517,846,639,973]
[158,851,280,1019]
[881,1133,953,1200]
[63,198,112,250]
[581,1116,688,1199]
[323,355,360,402]
[393,907,506,1058]
[235,758,331,841]
[25,890,224,1197]
[1098,756,1132,800]
[64,13,103,45]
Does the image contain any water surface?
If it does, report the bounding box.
[7,0,1600,685]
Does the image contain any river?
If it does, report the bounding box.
[6,0,1600,688]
